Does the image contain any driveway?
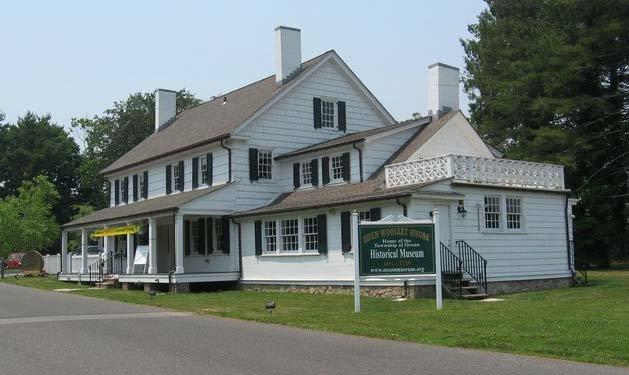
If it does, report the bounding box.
[0,282,626,375]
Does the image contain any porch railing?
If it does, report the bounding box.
[456,240,488,294]
[385,155,565,190]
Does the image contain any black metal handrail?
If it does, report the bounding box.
[440,242,463,297]
[456,240,488,294]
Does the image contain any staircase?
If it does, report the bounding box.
[440,241,488,300]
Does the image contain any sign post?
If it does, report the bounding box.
[353,209,443,311]
[352,211,361,313]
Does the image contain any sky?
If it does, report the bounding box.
[1,0,487,147]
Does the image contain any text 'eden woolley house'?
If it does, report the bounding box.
[60,26,578,296]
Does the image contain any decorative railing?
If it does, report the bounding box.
[385,155,565,190]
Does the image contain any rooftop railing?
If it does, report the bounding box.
[385,155,565,190]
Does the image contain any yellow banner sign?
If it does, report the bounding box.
[92,225,139,238]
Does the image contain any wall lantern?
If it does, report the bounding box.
[457,200,468,218]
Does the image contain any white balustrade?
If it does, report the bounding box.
[385,155,565,190]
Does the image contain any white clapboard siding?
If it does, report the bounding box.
[362,127,418,178]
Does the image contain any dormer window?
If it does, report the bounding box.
[321,99,335,128]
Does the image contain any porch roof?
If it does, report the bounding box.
[62,184,229,229]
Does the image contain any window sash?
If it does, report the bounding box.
[173,165,181,191]
[506,197,522,230]
[138,174,145,199]
[215,219,224,252]
[301,162,312,185]
[200,156,208,185]
[358,210,371,222]
[263,221,277,252]
[331,155,344,181]
[281,219,299,252]
[484,196,501,229]
[321,100,335,128]
[258,151,273,180]
[303,217,318,252]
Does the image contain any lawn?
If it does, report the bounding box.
[2,270,628,367]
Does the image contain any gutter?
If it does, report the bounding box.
[564,195,575,278]
[352,141,364,182]
[231,218,243,280]
[396,197,408,216]
[220,139,232,182]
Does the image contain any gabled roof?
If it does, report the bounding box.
[101,52,332,175]
[274,116,431,160]
[232,178,440,217]
[62,184,230,229]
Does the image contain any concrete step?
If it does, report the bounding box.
[461,293,488,300]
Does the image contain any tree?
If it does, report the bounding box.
[73,89,202,209]
[0,112,80,226]
[461,0,629,265]
[0,176,60,259]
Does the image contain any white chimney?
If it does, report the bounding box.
[427,62,459,118]
[275,26,302,84]
[155,88,177,132]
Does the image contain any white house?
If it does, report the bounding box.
[60,26,576,297]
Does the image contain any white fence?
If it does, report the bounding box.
[43,254,61,274]
[385,155,565,190]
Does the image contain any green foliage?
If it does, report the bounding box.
[72,89,202,209]
[0,112,80,226]
[462,0,629,264]
[0,176,60,258]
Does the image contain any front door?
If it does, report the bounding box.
[435,204,452,249]
[157,224,173,273]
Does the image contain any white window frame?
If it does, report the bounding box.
[258,150,273,180]
[200,156,208,186]
[482,195,525,233]
[263,221,277,253]
[303,216,319,252]
[483,195,501,231]
[301,161,313,187]
[261,216,322,255]
[191,220,203,256]
[320,99,337,129]
[358,210,371,222]
[330,154,344,182]
[215,219,224,253]
[173,164,181,191]
[138,173,145,200]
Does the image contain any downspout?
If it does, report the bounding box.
[396,197,408,217]
[564,195,574,279]
[220,138,232,182]
[231,218,243,281]
[352,142,364,182]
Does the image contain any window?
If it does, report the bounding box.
[506,197,522,230]
[138,173,145,199]
[122,178,128,203]
[281,219,299,252]
[200,156,208,185]
[301,161,312,186]
[321,99,335,128]
[331,155,344,181]
[359,210,371,222]
[258,151,273,180]
[484,196,501,229]
[192,220,201,255]
[215,219,224,253]
[303,217,319,252]
[263,221,277,252]
[173,164,181,191]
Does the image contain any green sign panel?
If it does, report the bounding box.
[359,223,435,276]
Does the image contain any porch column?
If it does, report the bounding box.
[148,217,157,274]
[61,230,68,273]
[126,224,135,274]
[80,228,88,274]
[174,213,185,274]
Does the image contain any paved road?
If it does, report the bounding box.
[0,283,626,375]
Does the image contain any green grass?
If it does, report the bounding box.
[3,271,629,367]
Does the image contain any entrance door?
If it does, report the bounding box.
[435,204,452,249]
[157,224,173,273]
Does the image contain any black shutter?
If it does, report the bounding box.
[184,220,190,256]
[337,101,346,132]
[197,218,205,255]
[254,220,262,256]
[341,211,351,253]
[311,159,319,186]
[293,163,301,189]
[133,174,138,202]
[322,157,330,185]
[123,177,129,203]
[114,179,120,205]
[192,157,199,189]
[222,216,230,254]
[313,97,322,128]
[143,170,148,198]
[369,208,382,221]
[178,160,184,191]
[317,214,327,255]
[341,152,351,181]
[166,165,172,194]
[249,148,259,182]
[207,153,213,186]
[206,217,214,254]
